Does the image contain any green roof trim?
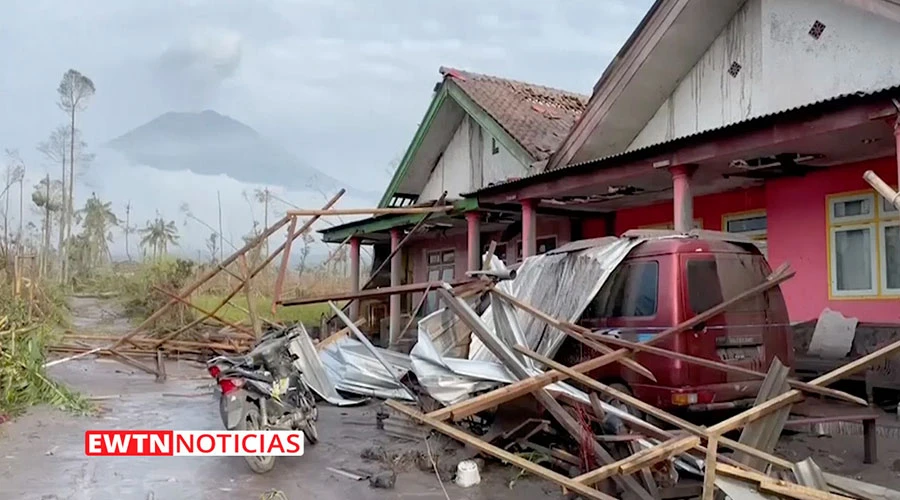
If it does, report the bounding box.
[444,83,533,169]
[319,199,481,243]
[377,79,534,209]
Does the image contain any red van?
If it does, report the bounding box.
[563,230,793,413]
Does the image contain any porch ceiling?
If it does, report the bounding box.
[541,115,896,212]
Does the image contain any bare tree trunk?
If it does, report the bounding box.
[217,191,224,261]
[3,168,9,248]
[63,107,76,285]
[43,175,51,277]
[18,173,24,255]
[124,201,131,261]
[57,156,66,282]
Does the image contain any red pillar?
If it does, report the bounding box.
[349,237,361,321]
[670,165,697,233]
[521,199,537,259]
[466,211,481,271]
[389,228,402,345]
[894,121,900,188]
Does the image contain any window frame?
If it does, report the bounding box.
[722,211,767,240]
[423,248,456,315]
[638,218,703,230]
[827,189,900,298]
[828,192,877,225]
[880,220,900,296]
[514,235,558,263]
[828,221,878,297]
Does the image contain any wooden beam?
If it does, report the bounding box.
[573,436,699,485]
[436,287,656,500]
[285,206,451,217]
[702,437,718,500]
[386,400,615,500]
[620,436,700,476]
[491,287,656,381]
[271,215,300,315]
[150,191,345,350]
[583,329,866,406]
[514,345,796,473]
[151,285,255,338]
[281,279,475,306]
[717,463,854,500]
[708,332,900,438]
[428,264,793,422]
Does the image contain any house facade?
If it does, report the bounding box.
[322,0,900,347]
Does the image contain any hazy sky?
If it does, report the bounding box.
[0,0,652,257]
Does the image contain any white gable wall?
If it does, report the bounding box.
[629,0,900,150]
[420,118,473,200]
[482,132,525,185]
[419,116,528,200]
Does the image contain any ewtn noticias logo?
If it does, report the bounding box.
[84,430,304,456]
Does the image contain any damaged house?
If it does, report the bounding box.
[319,0,900,392]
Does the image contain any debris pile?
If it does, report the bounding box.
[312,236,900,500]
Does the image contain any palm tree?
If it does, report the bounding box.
[75,192,118,270]
[139,215,179,259]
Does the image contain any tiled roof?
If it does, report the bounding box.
[439,67,589,162]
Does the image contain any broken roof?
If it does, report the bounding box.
[377,67,588,208]
[439,67,589,163]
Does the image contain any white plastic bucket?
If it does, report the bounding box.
[455,460,481,488]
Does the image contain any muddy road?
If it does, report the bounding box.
[0,297,559,500]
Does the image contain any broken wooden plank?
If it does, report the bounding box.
[717,464,853,500]
[823,472,900,500]
[583,329,865,406]
[735,358,792,470]
[429,264,793,423]
[285,206,452,217]
[491,287,656,381]
[702,437,718,500]
[270,214,300,315]
[385,400,615,500]
[437,287,655,500]
[573,436,700,485]
[281,279,474,306]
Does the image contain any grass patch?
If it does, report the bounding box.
[0,282,93,417]
[192,295,341,327]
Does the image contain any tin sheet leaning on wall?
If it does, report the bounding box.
[468,237,644,363]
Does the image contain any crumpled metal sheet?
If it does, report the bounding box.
[319,336,415,401]
[469,237,644,363]
[287,325,368,407]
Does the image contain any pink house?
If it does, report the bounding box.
[321,0,900,353]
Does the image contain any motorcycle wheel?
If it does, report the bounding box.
[304,420,319,445]
[237,403,276,474]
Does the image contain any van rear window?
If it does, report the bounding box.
[687,260,725,314]
[686,254,772,314]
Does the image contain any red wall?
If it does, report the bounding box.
[614,187,766,233]
[767,157,899,324]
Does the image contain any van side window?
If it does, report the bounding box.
[687,259,725,314]
[588,260,659,318]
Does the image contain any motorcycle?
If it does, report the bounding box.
[207,326,318,473]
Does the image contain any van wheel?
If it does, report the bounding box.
[602,383,643,419]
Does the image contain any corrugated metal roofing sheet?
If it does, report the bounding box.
[467,85,900,197]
